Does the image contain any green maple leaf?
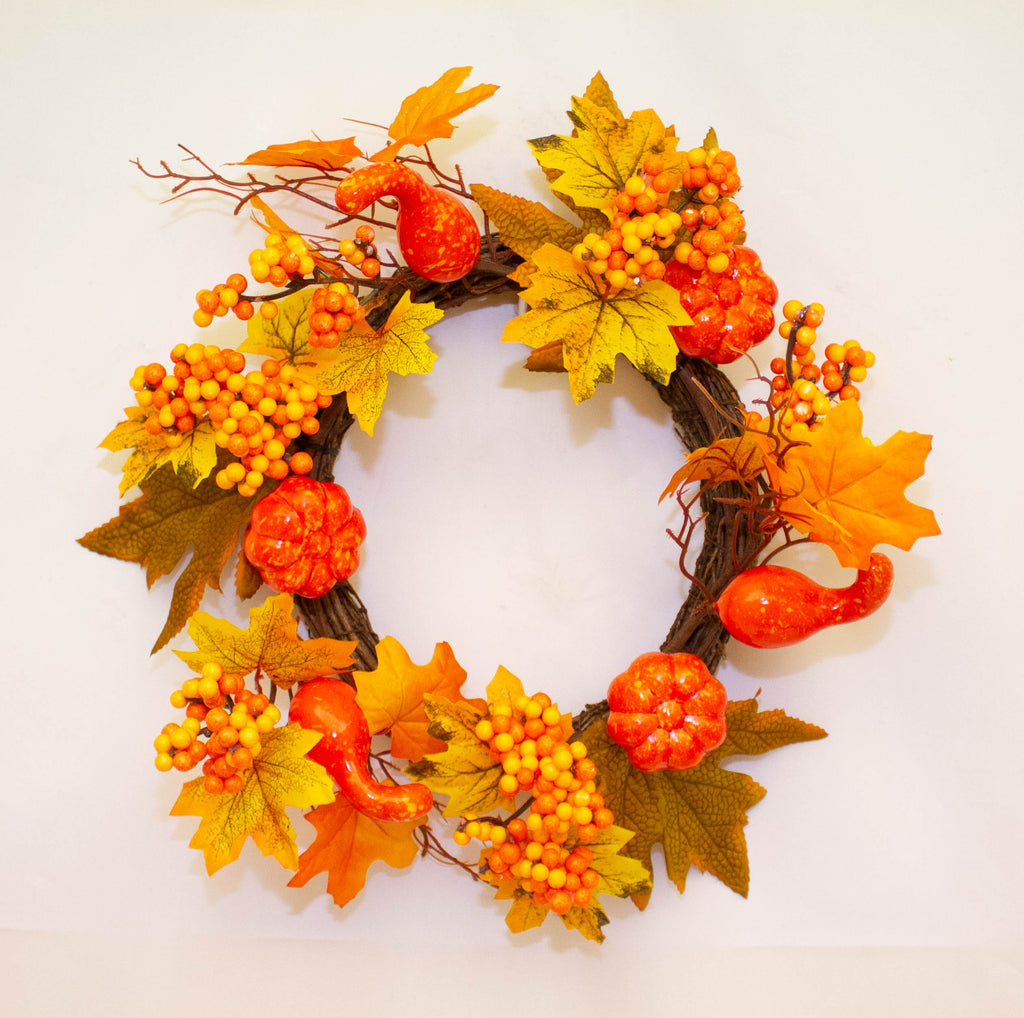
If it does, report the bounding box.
[581,698,827,907]
[101,408,219,495]
[529,82,682,214]
[77,458,260,652]
[502,243,687,402]
[311,292,442,435]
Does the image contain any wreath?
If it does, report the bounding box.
[79,68,939,943]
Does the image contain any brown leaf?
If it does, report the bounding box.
[581,698,826,907]
[77,460,258,653]
[469,183,583,261]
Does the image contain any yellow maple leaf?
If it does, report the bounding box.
[529,86,682,213]
[469,183,584,261]
[354,636,484,761]
[101,408,219,495]
[764,398,940,569]
[404,692,507,818]
[502,243,688,402]
[287,796,424,909]
[233,137,363,171]
[174,593,357,690]
[171,723,335,875]
[370,66,499,162]
[240,287,314,365]
[311,291,443,434]
[77,459,259,653]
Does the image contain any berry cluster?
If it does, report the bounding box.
[572,154,682,291]
[768,300,875,436]
[308,281,368,348]
[129,344,330,495]
[337,224,381,279]
[679,144,741,204]
[153,661,282,794]
[453,693,615,916]
[210,357,331,496]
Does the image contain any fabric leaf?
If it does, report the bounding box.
[234,137,363,171]
[171,723,335,875]
[469,183,583,261]
[503,243,687,402]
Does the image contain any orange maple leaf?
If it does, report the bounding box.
[354,636,484,761]
[233,137,363,171]
[765,399,940,568]
[288,796,424,909]
[370,66,498,162]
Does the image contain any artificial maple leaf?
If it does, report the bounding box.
[171,723,335,875]
[234,137,363,171]
[486,823,651,944]
[404,692,508,818]
[174,593,357,690]
[469,183,583,261]
[287,796,424,909]
[764,398,940,569]
[660,426,776,501]
[502,243,687,402]
[77,459,258,652]
[370,66,498,162]
[240,287,313,365]
[581,698,826,907]
[101,408,219,495]
[310,292,443,434]
[354,636,484,761]
[580,70,624,120]
[529,85,682,213]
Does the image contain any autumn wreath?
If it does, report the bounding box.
[79,69,940,943]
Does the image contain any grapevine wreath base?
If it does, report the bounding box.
[79,69,939,943]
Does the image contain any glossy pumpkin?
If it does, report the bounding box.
[243,476,366,599]
[606,652,727,772]
[715,552,894,649]
[335,163,480,283]
[289,677,434,822]
[664,246,777,363]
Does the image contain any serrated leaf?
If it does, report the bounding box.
[233,137,363,171]
[354,636,484,761]
[764,398,940,569]
[469,183,583,261]
[287,796,424,909]
[171,723,335,875]
[311,291,442,434]
[77,460,259,653]
[502,243,687,402]
[660,426,776,501]
[404,692,511,818]
[101,408,219,495]
[174,593,356,690]
[370,66,498,162]
[240,287,314,364]
[581,698,826,907]
[529,88,682,213]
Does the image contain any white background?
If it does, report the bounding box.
[3,0,1022,1013]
